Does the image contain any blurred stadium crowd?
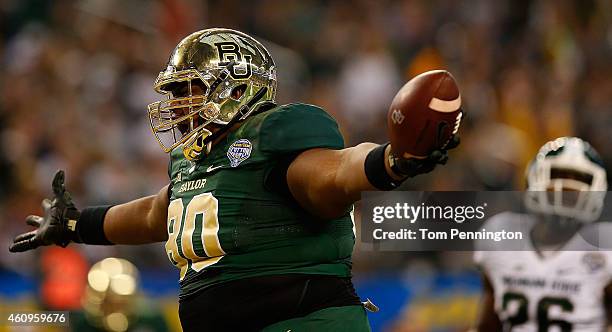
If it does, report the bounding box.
[1,0,611,331]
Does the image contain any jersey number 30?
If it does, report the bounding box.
[165,193,225,280]
[503,292,574,332]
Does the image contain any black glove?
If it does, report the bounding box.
[9,170,81,252]
[391,135,460,178]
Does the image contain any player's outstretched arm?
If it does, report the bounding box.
[286,70,461,219]
[286,143,379,219]
[9,170,169,252]
[103,184,169,244]
[287,138,457,219]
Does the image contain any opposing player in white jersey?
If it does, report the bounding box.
[475,137,612,332]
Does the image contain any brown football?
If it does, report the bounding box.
[387,70,463,158]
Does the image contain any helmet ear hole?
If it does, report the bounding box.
[231,84,247,100]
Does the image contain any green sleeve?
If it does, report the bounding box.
[260,103,345,155]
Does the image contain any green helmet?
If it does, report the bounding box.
[147,28,277,160]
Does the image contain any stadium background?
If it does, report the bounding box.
[0,0,611,331]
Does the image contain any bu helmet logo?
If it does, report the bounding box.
[215,42,253,79]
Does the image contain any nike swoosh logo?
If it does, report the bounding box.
[206,165,224,173]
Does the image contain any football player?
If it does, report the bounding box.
[9,28,458,331]
[475,137,612,332]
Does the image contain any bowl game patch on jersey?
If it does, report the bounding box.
[582,252,606,273]
[227,139,252,167]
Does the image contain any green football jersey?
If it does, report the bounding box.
[166,103,355,298]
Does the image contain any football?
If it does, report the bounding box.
[387,70,463,158]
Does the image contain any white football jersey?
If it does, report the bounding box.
[474,212,612,332]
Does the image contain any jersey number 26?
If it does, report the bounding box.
[502,292,573,332]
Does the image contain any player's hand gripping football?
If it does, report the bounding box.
[9,170,80,252]
[389,135,460,178]
[387,70,463,178]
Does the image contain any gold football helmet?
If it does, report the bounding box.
[147,28,277,160]
[83,258,139,332]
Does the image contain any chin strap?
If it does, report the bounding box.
[238,86,270,120]
[206,60,235,100]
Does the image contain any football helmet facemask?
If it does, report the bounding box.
[147,28,277,161]
[525,137,607,222]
